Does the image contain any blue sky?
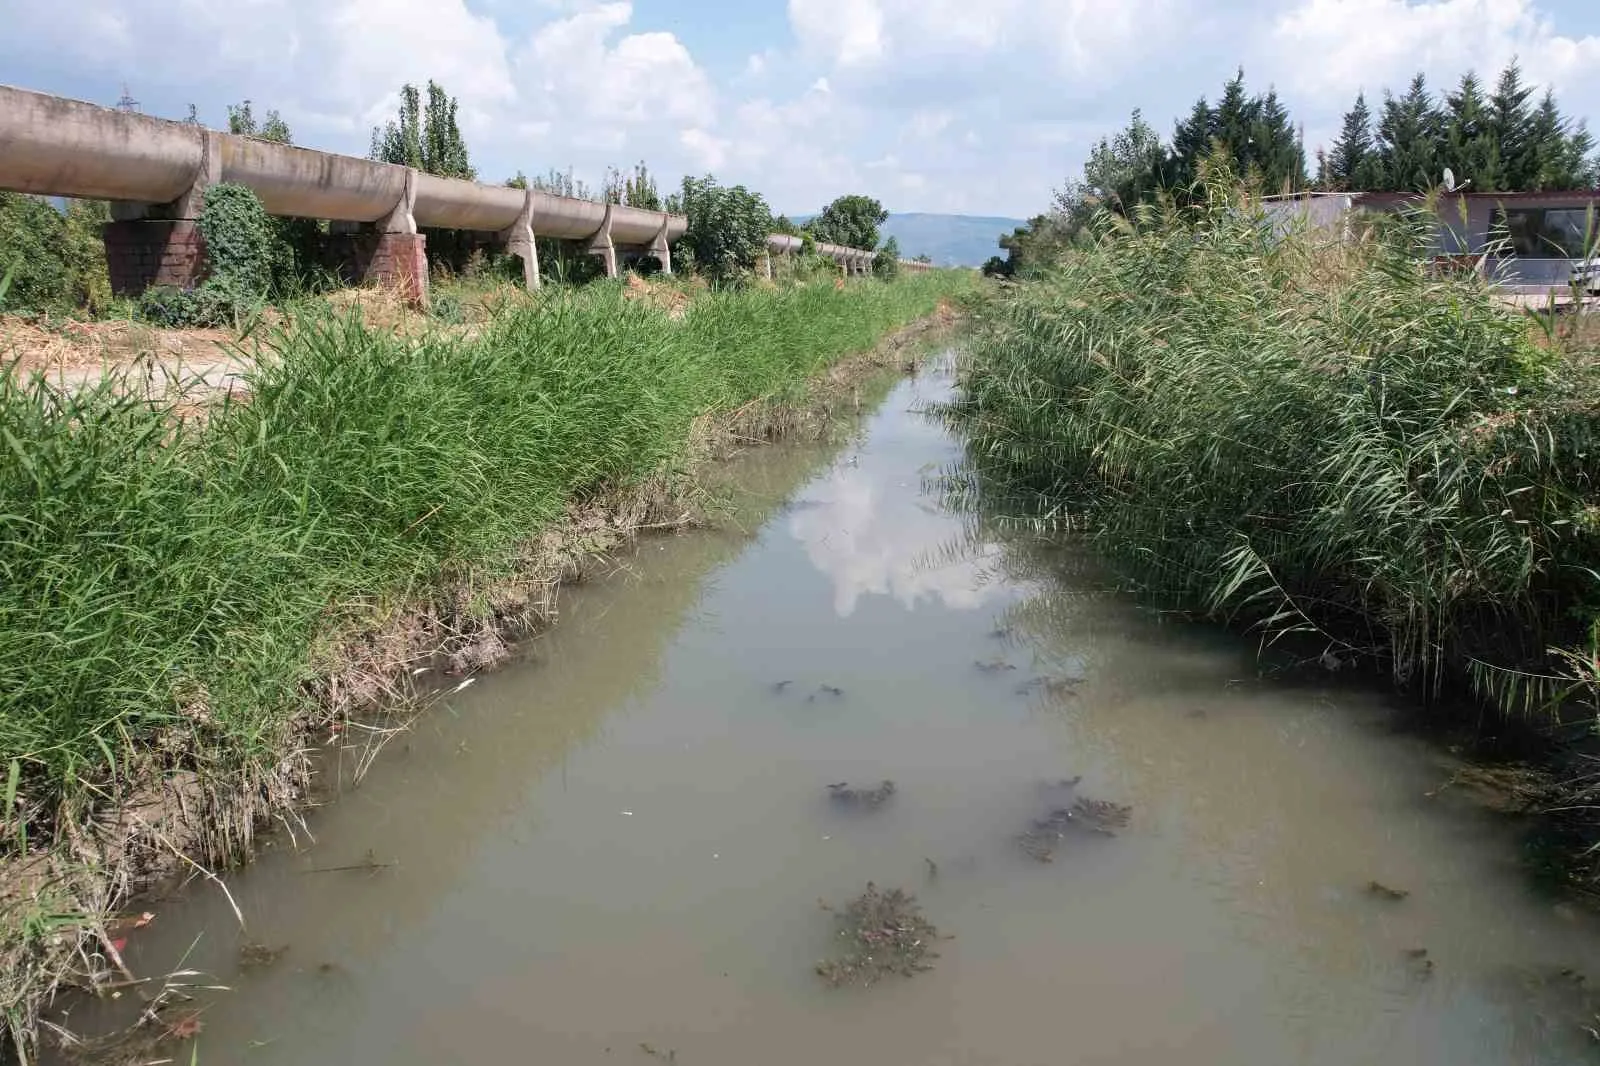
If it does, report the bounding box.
[3,0,1597,218]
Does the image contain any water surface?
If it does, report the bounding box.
[76,361,1600,1065]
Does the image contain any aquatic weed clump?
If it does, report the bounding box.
[826,779,896,810]
[816,882,939,987]
[1018,795,1132,862]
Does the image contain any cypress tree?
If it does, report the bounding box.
[1168,96,1214,190]
[1212,69,1258,179]
[1444,71,1501,190]
[1378,74,1442,192]
[1488,60,1536,188]
[1329,92,1382,190]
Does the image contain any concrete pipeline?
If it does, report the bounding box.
[0,84,924,303]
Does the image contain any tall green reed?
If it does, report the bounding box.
[952,180,1599,720]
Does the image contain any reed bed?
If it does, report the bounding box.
[951,183,1598,754]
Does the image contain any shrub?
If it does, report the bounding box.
[670,175,772,283]
[874,236,902,279]
[197,183,274,304]
[136,285,234,328]
[0,193,110,314]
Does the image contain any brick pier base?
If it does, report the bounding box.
[104,220,207,296]
[319,232,430,308]
[102,223,430,308]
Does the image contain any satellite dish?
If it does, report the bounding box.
[1442,167,1456,192]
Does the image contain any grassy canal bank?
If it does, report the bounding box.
[0,270,971,1055]
[950,187,1600,879]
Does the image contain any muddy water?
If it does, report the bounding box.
[77,362,1600,1064]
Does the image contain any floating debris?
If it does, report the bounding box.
[239,940,288,970]
[1406,949,1435,979]
[1017,791,1132,863]
[827,780,896,810]
[816,883,940,987]
[1366,880,1410,901]
[975,657,1017,673]
[1015,675,1082,697]
[771,680,793,694]
[988,625,1014,640]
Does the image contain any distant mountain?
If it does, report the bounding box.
[789,212,1025,268]
[878,213,1025,267]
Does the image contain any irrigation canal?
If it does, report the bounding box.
[59,357,1600,1065]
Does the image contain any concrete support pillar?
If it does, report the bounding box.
[499,188,540,291]
[587,203,619,278]
[648,216,673,275]
[369,168,427,307]
[314,169,428,307]
[103,130,220,297]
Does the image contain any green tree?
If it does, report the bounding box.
[505,171,529,190]
[228,99,293,144]
[530,167,595,201]
[370,81,474,179]
[1443,71,1501,189]
[770,214,802,236]
[1488,60,1537,187]
[1211,69,1258,178]
[993,214,1073,278]
[671,175,773,281]
[1251,89,1306,192]
[1056,109,1165,228]
[1377,74,1443,192]
[873,235,901,278]
[1167,96,1215,190]
[1329,92,1384,189]
[602,161,661,209]
[808,194,889,250]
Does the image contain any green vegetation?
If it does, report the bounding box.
[226,99,292,145]
[0,270,961,858]
[1326,63,1597,193]
[953,178,1599,726]
[0,268,965,1054]
[369,80,475,180]
[136,183,280,327]
[873,236,901,279]
[667,175,775,282]
[807,194,890,251]
[0,193,113,316]
[991,63,1598,276]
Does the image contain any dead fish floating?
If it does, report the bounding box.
[827,780,896,810]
